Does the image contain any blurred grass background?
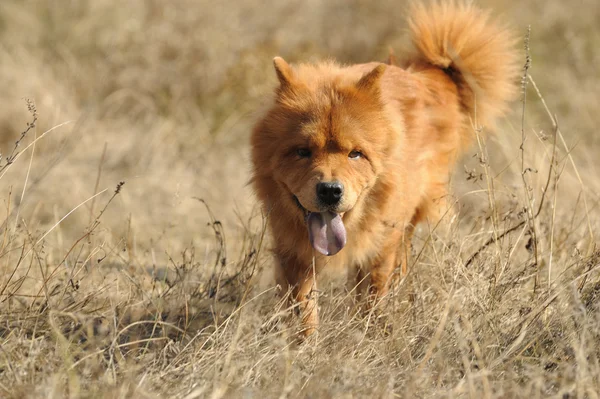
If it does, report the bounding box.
[1,1,600,397]
[1,0,598,263]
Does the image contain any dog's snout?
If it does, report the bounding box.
[316,181,344,206]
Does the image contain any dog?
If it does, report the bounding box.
[251,2,519,336]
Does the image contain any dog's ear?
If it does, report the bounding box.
[356,64,386,93]
[273,57,294,88]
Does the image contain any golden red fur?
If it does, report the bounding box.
[251,2,520,336]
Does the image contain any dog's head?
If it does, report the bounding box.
[252,58,395,256]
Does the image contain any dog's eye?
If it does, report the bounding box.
[348,150,362,159]
[297,148,311,158]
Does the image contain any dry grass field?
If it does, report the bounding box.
[1,0,600,397]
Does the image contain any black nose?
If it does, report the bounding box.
[316,182,344,206]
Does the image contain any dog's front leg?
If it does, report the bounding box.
[368,250,398,301]
[275,254,318,337]
[368,230,407,301]
[347,264,369,302]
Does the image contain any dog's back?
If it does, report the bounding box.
[384,2,521,224]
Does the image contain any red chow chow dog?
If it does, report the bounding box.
[251,2,519,336]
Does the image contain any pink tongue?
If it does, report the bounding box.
[307,211,347,256]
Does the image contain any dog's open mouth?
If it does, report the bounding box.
[294,196,347,256]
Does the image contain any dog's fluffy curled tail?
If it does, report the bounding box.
[408,2,520,127]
